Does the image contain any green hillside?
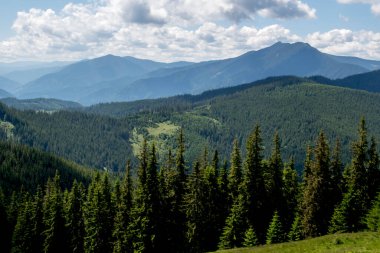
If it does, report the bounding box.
[215,232,380,253]
[1,77,380,170]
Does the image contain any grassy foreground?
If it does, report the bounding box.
[215,232,380,253]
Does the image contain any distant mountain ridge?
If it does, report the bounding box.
[11,42,380,105]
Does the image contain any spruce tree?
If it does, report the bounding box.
[0,188,11,253]
[84,173,113,253]
[184,161,206,253]
[267,132,284,217]
[65,180,85,253]
[131,142,162,252]
[366,192,380,232]
[266,211,285,244]
[11,197,34,253]
[329,139,343,209]
[282,158,299,230]
[42,173,67,253]
[329,118,372,233]
[113,161,133,253]
[301,131,331,237]
[31,186,44,253]
[243,226,258,248]
[228,139,242,202]
[218,194,248,249]
[288,214,303,241]
[242,125,268,242]
[368,137,380,202]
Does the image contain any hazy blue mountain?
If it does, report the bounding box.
[3,65,63,84]
[17,55,194,104]
[0,61,70,75]
[15,42,380,105]
[0,88,13,99]
[0,76,22,93]
[115,42,371,101]
[0,97,82,111]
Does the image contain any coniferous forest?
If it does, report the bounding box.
[0,118,380,253]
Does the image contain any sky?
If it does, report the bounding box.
[0,0,379,62]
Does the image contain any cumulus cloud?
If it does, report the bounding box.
[0,0,378,62]
[307,29,380,59]
[337,0,380,16]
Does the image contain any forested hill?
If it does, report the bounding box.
[1,77,380,171]
[0,141,92,194]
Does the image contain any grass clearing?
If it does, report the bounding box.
[214,232,380,253]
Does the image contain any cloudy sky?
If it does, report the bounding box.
[0,0,379,62]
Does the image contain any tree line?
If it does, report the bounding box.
[0,118,380,253]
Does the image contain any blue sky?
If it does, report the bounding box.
[0,0,379,62]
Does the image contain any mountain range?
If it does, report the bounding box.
[0,42,379,105]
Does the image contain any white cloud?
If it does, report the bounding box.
[307,29,380,59]
[0,0,379,62]
[337,0,380,16]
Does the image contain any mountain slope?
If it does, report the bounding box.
[15,42,380,105]
[0,76,21,94]
[17,55,194,104]
[310,69,380,93]
[115,42,371,101]
[3,65,63,84]
[0,97,82,111]
[4,76,380,171]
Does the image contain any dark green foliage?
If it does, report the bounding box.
[218,194,248,249]
[42,173,67,253]
[288,214,303,241]
[266,211,285,244]
[11,196,34,253]
[228,139,242,203]
[0,141,91,194]
[0,188,11,253]
[65,180,85,253]
[301,132,332,237]
[366,192,380,232]
[282,158,299,230]
[329,119,376,233]
[113,162,133,253]
[242,226,258,248]
[242,125,268,241]
[84,173,114,253]
[368,137,380,202]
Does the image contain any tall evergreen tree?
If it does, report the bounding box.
[242,125,268,242]
[184,161,207,253]
[42,173,67,253]
[266,211,285,244]
[31,186,44,253]
[65,180,85,253]
[329,140,343,213]
[113,161,133,253]
[368,137,380,202]
[282,158,299,230]
[131,142,162,253]
[84,173,113,253]
[0,188,11,253]
[301,132,331,237]
[329,118,372,233]
[266,132,284,221]
[11,196,34,253]
[228,139,242,202]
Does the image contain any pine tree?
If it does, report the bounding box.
[242,125,268,242]
[329,139,343,209]
[301,131,331,237]
[366,192,380,232]
[42,172,67,253]
[368,137,380,202]
[218,194,248,249]
[266,211,285,244]
[131,142,162,253]
[84,173,113,253]
[243,226,258,248]
[218,160,229,232]
[184,161,207,253]
[228,139,242,202]
[267,132,284,212]
[31,186,44,253]
[282,158,299,230]
[113,161,133,253]
[0,188,11,253]
[329,118,371,233]
[11,197,34,253]
[65,180,85,253]
[288,214,303,241]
